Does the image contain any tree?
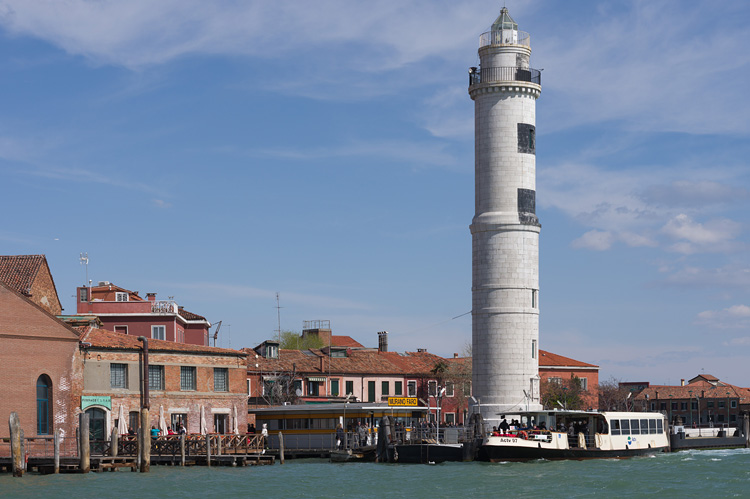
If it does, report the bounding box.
[261,364,300,406]
[278,330,325,350]
[541,374,585,410]
[597,377,631,411]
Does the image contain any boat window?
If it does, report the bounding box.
[621,419,630,435]
[640,419,648,434]
[657,419,663,434]
[649,419,657,434]
[630,419,640,435]
[611,419,621,435]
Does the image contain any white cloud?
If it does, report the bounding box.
[0,0,493,71]
[661,214,742,254]
[540,161,748,254]
[536,2,750,134]
[696,305,750,329]
[660,264,750,290]
[571,230,614,251]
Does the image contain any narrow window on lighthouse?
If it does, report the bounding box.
[531,289,538,308]
[531,340,537,359]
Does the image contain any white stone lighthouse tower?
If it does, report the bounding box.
[468,7,542,425]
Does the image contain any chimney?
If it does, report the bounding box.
[453,353,459,359]
[319,354,325,372]
[146,293,157,302]
[680,379,685,386]
[417,348,427,353]
[378,331,388,352]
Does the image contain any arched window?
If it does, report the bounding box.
[36,375,53,435]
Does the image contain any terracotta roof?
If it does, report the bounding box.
[331,335,364,348]
[247,348,446,377]
[178,308,207,322]
[539,349,598,368]
[634,378,747,401]
[0,254,46,295]
[81,327,245,357]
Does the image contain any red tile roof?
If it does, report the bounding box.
[539,349,598,368]
[331,335,364,348]
[0,254,46,295]
[178,308,207,322]
[81,327,245,357]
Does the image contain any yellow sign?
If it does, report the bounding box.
[388,397,418,407]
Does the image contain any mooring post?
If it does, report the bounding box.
[134,427,141,472]
[79,413,90,473]
[111,427,119,458]
[54,428,61,474]
[744,414,749,448]
[139,409,150,472]
[207,434,212,467]
[20,428,26,473]
[180,434,186,466]
[279,432,285,465]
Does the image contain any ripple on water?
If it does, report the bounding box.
[1,450,750,498]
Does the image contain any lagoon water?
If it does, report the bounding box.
[2,448,749,498]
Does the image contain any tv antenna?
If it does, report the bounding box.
[79,252,89,285]
[275,292,283,344]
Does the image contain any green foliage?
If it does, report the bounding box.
[541,374,585,410]
[278,330,325,350]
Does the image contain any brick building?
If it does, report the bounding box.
[632,374,749,427]
[0,280,82,439]
[247,329,599,425]
[75,282,211,346]
[0,254,63,315]
[538,350,600,408]
[78,327,248,438]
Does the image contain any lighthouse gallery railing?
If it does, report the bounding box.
[469,66,541,87]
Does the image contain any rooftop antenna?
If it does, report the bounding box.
[275,292,283,344]
[79,252,89,285]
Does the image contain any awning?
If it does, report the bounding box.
[307,377,326,382]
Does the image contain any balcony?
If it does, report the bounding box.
[469,66,541,87]
[479,29,530,49]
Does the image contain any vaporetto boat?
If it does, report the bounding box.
[479,410,669,462]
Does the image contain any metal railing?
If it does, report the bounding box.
[479,29,531,48]
[469,66,541,87]
[151,300,177,314]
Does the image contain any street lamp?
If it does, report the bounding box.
[688,390,693,428]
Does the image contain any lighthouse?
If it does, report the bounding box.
[468,7,543,425]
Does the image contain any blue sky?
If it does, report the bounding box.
[1,1,749,386]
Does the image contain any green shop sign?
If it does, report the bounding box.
[81,396,111,411]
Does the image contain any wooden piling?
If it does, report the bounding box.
[279,432,285,465]
[206,434,211,467]
[111,427,119,457]
[744,414,749,448]
[54,428,61,474]
[19,428,27,474]
[79,413,90,473]
[139,409,150,472]
[180,434,186,466]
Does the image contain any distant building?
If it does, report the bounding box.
[0,254,63,315]
[247,330,599,425]
[632,374,749,427]
[78,327,248,436]
[539,350,600,408]
[75,282,211,346]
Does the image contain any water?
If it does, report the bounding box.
[2,448,749,498]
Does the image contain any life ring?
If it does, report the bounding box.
[518,431,528,440]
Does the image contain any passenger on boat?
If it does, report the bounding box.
[499,418,510,433]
